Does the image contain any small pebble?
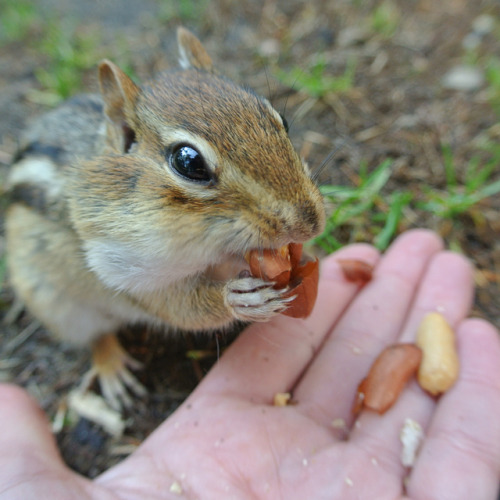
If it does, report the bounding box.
[337,26,369,47]
[259,38,280,58]
[442,65,484,91]
[472,14,496,36]
[462,33,481,51]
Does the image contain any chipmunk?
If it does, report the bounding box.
[5,28,325,409]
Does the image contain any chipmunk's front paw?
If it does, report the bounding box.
[224,277,294,322]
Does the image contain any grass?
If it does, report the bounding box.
[0,0,36,44]
[276,55,357,98]
[485,57,500,117]
[33,22,102,104]
[417,142,500,219]
[370,1,400,39]
[0,0,103,104]
[2,0,203,104]
[156,0,209,23]
[314,142,500,253]
[314,159,412,252]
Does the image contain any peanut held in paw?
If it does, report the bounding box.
[246,244,319,319]
[246,247,291,289]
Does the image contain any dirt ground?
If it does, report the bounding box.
[0,0,499,478]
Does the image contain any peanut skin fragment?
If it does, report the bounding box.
[282,259,319,318]
[288,243,303,270]
[416,312,460,396]
[337,259,373,283]
[355,344,422,414]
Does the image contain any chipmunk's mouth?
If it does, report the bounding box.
[205,254,250,282]
[205,243,313,283]
[205,243,320,319]
[204,244,288,282]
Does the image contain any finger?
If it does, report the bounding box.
[347,249,475,471]
[0,385,97,499]
[293,229,443,429]
[198,243,380,402]
[0,384,58,457]
[0,385,65,494]
[407,319,500,500]
[398,251,474,342]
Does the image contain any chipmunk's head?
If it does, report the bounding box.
[70,28,325,293]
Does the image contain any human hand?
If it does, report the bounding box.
[1,230,499,499]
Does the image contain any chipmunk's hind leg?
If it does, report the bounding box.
[80,333,147,410]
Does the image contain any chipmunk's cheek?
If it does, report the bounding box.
[206,255,250,282]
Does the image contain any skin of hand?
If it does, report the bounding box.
[1,229,499,500]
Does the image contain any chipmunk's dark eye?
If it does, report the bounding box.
[170,144,211,182]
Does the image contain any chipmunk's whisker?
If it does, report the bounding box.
[319,186,344,198]
[264,66,275,108]
[311,140,345,183]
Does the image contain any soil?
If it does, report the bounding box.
[0,0,499,478]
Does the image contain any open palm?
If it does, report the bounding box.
[1,230,499,499]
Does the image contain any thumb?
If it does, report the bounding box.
[0,384,93,499]
[0,384,59,459]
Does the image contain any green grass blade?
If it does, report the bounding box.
[441,144,457,188]
[373,191,412,250]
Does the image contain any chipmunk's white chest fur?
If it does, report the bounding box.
[83,238,208,294]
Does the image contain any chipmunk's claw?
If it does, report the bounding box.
[79,333,146,411]
[224,277,294,323]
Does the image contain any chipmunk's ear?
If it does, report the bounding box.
[98,60,140,152]
[177,27,214,72]
[98,60,139,124]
